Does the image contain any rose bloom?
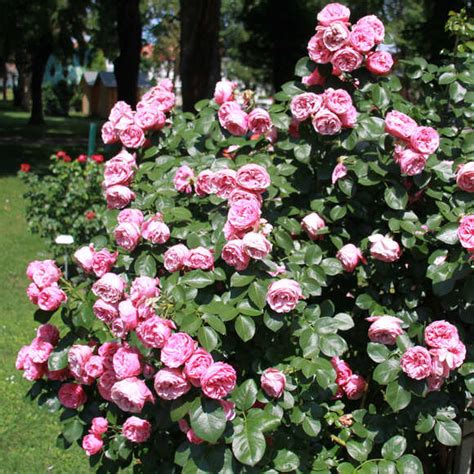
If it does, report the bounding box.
[424,320,460,349]
[212,168,238,199]
[317,3,350,26]
[410,126,440,155]
[37,323,60,345]
[136,316,174,348]
[99,342,121,369]
[228,188,262,207]
[400,346,432,380]
[90,417,108,436]
[91,248,117,278]
[114,222,141,252]
[26,283,40,305]
[164,244,190,272]
[22,357,46,381]
[332,162,348,184]
[118,298,141,327]
[109,101,132,125]
[261,368,286,398]
[247,108,272,135]
[331,47,363,72]
[82,434,103,456]
[119,125,146,149]
[218,101,241,125]
[92,272,125,304]
[430,343,466,375]
[93,298,118,324]
[331,357,353,386]
[84,355,104,379]
[77,154,88,165]
[105,185,135,209]
[37,285,67,311]
[322,21,350,51]
[349,24,375,53]
[141,86,175,113]
[366,51,393,75]
[242,232,272,260]
[110,377,154,413]
[174,165,194,193]
[227,199,262,232]
[122,416,152,443]
[394,146,428,176]
[154,368,191,400]
[130,276,160,306]
[185,247,214,270]
[236,163,271,193]
[458,215,474,252]
[302,68,326,87]
[343,374,367,400]
[101,121,119,144]
[118,208,144,227]
[456,162,474,192]
[58,383,87,409]
[97,370,118,401]
[312,108,342,135]
[223,105,249,136]
[68,344,94,384]
[336,243,365,272]
[161,332,196,368]
[324,88,352,115]
[184,348,214,386]
[28,337,53,363]
[427,374,445,392]
[135,105,166,131]
[384,110,417,140]
[103,158,135,188]
[142,215,170,245]
[113,346,142,380]
[368,234,401,263]
[340,105,358,127]
[266,279,303,313]
[366,316,404,345]
[307,32,333,64]
[357,15,385,43]
[290,93,323,122]
[214,79,236,105]
[221,239,251,271]
[201,362,237,399]
[301,212,325,240]
[74,244,94,273]
[195,170,216,196]
[26,259,61,289]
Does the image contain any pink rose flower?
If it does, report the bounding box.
[267,263,286,277]
[331,47,363,72]
[301,212,326,240]
[221,239,251,271]
[142,215,170,245]
[195,170,216,196]
[136,316,174,348]
[122,416,152,443]
[74,245,95,273]
[218,101,240,125]
[456,162,474,192]
[312,108,342,135]
[36,323,60,345]
[340,105,358,127]
[400,346,432,380]
[161,332,196,368]
[214,79,236,105]
[307,32,333,64]
[109,101,133,125]
[394,146,428,176]
[317,3,351,26]
[410,126,440,155]
[103,158,134,188]
[242,232,272,260]
[248,108,272,135]
[113,149,137,166]
[110,377,154,413]
[92,273,125,303]
[332,162,348,184]
[212,168,238,199]
[22,358,46,381]
[154,368,191,400]
[290,93,323,122]
[331,357,353,386]
[343,374,367,400]
[37,285,67,311]
[130,276,160,306]
[183,348,214,386]
[91,248,117,278]
[458,215,474,252]
[97,370,117,402]
[28,337,53,363]
[82,434,103,456]
[101,121,119,145]
[261,368,286,398]
[236,164,271,193]
[135,105,166,130]
[322,21,350,51]
[105,185,135,210]
[90,417,108,436]
[366,51,393,75]
[26,283,40,305]
[93,298,119,324]
[114,222,141,251]
[266,279,303,313]
[99,342,120,369]
[336,243,366,272]
[164,244,190,272]
[227,199,262,232]
[430,343,466,375]
[349,24,375,53]
[302,68,326,87]
[424,320,460,349]
[201,362,237,399]
[357,15,385,43]
[84,355,104,379]
[113,346,142,380]
[366,316,404,345]
[223,105,249,136]
[324,88,353,115]
[427,374,445,392]
[68,344,94,385]
[26,260,61,289]
[384,110,418,140]
[227,188,262,207]
[58,383,87,409]
[174,165,194,193]
[141,86,175,113]
[368,234,401,263]
[185,247,214,270]
[119,125,146,149]
[118,208,144,227]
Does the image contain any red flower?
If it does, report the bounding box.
[63,155,72,163]
[77,154,88,163]
[56,150,67,159]
[85,211,96,220]
[20,163,31,172]
[91,154,105,164]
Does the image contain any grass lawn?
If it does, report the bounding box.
[0,176,91,472]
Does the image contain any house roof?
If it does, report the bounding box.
[81,70,150,88]
[82,71,98,86]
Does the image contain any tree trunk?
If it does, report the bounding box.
[180,0,220,112]
[29,41,52,124]
[114,0,142,107]
[14,51,31,110]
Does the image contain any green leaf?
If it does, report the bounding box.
[302,417,321,437]
[436,223,459,245]
[204,314,226,335]
[248,280,268,309]
[415,413,435,433]
[190,398,227,444]
[235,316,256,342]
[449,81,467,103]
[320,334,348,357]
[395,455,423,474]
[230,273,255,287]
[386,381,411,412]
[384,184,408,210]
[198,326,219,352]
[294,56,313,77]
[346,439,371,463]
[381,435,407,461]
[182,270,215,288]
[273,449,300,472]
[134,253,157,277]
[321,258,343,276]
[438,71,457,85]
[367,343,390,363]
[48,347,69,371]
[233,379,258,411]
[373,359,400,385]
[232,418,266,466]
[294,144,311,163]
[378,460,397,474]
[62,419,84,443]
[434,419,462,446]
[333,313,354,331]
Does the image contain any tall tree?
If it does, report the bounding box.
[180,0,221,111]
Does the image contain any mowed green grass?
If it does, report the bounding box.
[0,177,90,473]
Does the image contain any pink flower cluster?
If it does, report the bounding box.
[458,215,474,254]
[74,244,118,277]
[308,3,393,76]
[331,356,367,400]
[103,150,137,209]
[26,260,67,311]
[400,321,465,391]
[16,323,65,382]
[82,417,108,456]
[101,79,174,148]
[113,208,171,252]
[290,88,357,136]
[385,111,440,176]
[164,245,214,273]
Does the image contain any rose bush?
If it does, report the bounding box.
[16,5,473,473]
